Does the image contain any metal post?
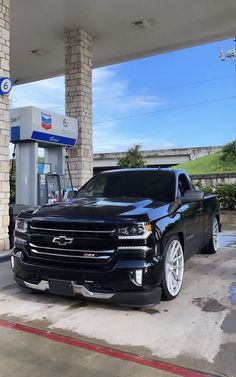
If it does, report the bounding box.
[15,142,38,206]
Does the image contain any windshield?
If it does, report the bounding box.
[77,171,175,202]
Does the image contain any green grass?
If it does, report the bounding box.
[173,152,236,175]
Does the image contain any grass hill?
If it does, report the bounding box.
[173,152,236,175]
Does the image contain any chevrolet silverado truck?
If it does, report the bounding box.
[11,169,220,307]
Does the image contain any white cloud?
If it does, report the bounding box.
[93,134,176,153]
[92,67,164,111]
[92,67,166,152]
[118,94,163,109]
[32,77,65,91]
[93,67,127,104]
[10,66,167,153]
[93,119,175,153]
[93,67,115,84]
[10,76,65,113]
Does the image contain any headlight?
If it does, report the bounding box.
[15,219,28,233]
[118,222,152,239]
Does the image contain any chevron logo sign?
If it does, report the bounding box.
[41,112,52,130]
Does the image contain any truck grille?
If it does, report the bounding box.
[29,243,114,261]
[30,221,117,239]
[28,221,118,263]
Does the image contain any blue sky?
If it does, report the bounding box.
[11,38,236,153]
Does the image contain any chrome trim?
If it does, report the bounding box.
[25,280,49,291]
[14,237,27,245]
[24,280,114,299]
[72,283,114,299]
[118,231,151,240]
[10,255,15,269]
[130,278,143,287]
[30,225,116,234]
[29,243,114,254]
[130,269,143,287]
[52,236,74,245]
[30,248,110,260]
[118,246,151,250]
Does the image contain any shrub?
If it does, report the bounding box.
[10,160,16,203]
[215,184,236,211]
[118,144,146,168]
[202,183,236,210]
[221,140,236,162]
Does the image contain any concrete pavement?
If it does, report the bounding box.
[0,249,10,262]
[0,326,181,377]
[0,212,235,377]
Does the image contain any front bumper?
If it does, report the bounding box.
[11,249,162,307]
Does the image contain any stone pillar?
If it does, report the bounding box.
[65,29,93,188]
[0,0,10,251]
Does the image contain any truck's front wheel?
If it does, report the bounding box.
[161,236,185,300]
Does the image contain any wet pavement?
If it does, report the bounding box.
[229,282,236,305]
[219,233,236,248]
[0,211,235,377]
[219,211,236,249]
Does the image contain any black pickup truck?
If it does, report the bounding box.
[12,169,220,307]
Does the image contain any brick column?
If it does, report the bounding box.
[65,29,93,188]
[0,0,10,251]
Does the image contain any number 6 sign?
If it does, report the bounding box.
[0,77,12,95]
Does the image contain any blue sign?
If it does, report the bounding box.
[0,77,12,95]
[31,130,76,146]
[11,126,20,142]
[38,163,51,174]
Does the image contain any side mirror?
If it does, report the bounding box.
[62,188,78,202]
[67,189,78,200]
[180,190,204,204]
[168,190,204,215]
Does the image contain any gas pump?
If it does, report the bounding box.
[38,172,62,206]
[9,106,78,246]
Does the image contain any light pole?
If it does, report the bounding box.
[219,39,236,62]
[219,38,236,92]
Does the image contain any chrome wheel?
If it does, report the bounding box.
[200,216,219,254]
[165,240,184,297]
[213,218,219,251]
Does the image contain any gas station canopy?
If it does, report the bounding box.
[11,0,236,84]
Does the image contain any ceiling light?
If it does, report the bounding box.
[130,19,151,30]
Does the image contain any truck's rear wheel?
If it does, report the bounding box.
[202,217,219,254]
[161,236,185,300]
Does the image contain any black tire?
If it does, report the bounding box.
[161,235,185,301]
[201,217,219,254]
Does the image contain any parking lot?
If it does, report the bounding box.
[0,213,235,377]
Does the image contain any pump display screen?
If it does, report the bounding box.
[38,173,62,206]
[47,175,61,204]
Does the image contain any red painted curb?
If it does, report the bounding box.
[0,319,218,377]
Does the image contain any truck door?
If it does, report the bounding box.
[178,174,204,257]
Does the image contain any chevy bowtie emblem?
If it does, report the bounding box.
[52,236,74,246]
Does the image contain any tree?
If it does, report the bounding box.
[221,140,236,162]
[9,161,16,203]
[118,144,146,168]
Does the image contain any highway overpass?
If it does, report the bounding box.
[93,146,223,173]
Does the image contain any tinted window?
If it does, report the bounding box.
[178,174,191,197]
[77,171,175,202]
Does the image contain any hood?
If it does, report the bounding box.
[32,197,169,222]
